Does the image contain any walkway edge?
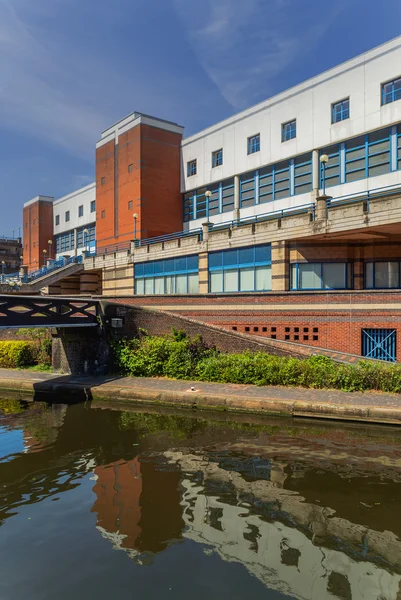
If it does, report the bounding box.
[0,375,401,425]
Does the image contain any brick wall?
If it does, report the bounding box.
[23,201,54,271]
[103,291,401,359]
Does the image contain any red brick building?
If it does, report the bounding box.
[22,196,54,271]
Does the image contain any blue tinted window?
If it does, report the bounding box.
[209,252,223,269]
[223,250,238,266]
[332,98,350,123]
[382,78,401,105]
[163,258,175,273]
[175,257,187,272]
[212,149,223,168]
[187,255,199,271]
[239,248,254,265]
[135,264,144,277]
[282,120,296,142]
[187,160,197,177]
[255,245,271,263]
[247,134,260,155]
[143,262,154,276]
[152,261,164,276]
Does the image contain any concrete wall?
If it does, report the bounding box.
[53,183,96,258]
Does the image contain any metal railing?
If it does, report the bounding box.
[208,203,315,232]
[135,228,203,247]
[22,255,84,283]
[328,182,401,210]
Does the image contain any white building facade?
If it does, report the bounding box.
[181,36,401,230]
[53,183,96,259]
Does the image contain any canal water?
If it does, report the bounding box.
[1,399,401,600]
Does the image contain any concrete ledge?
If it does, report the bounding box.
[1,370,401,425]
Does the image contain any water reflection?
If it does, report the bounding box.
[1,400,401,600]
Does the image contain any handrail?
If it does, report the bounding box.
[208,203,315,231]
[21,255,83,284]
[328,182,401,208]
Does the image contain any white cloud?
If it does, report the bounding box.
[173,0,346,109]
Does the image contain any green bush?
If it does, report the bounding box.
[111,330,401,394]
[0,341,37,368]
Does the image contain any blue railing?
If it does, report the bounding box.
[208,203,315,232]
[135,228,203,247]
[20,255,83,284]
[328,182,401,210]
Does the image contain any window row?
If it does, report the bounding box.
[186,77,401,178]
[209,244,272,293]
[320,124,401,188]
[184,154,312,220]
[135,255,199,295]
[135,274,199,295]
[291,263,352,290]
[55,224,96,254]
[55,201,96,226]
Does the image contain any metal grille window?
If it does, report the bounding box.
[247,134,260,155]
[332,98,350,123]
[76,224,96,250]
[183,192,194,222]
[282,120,296,142]
[135,255,199,296]
[398,124,401,169]
[187,160,197,177]
[195,188,207,220]
[240,172,256,208]
[382,78,401,105]
[362,329,396,362]
[274,161,291,199]
[209,244,271,293]
[345,135,366,183]
[222,178,234,213]
[291,262,351,290]
[294,153,313,195]
[55,231,75,254]
[259,165,273,204]
[212,149,223,168]
[365,261,401,289]
[368,128,391,178]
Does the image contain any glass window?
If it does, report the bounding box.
[368,128,390,178]
[323,263,346,289]
[224,270,238,292]
[187,160,197,177]
[128,164,133,173]
[259,165,273,204]
[165,275,174,294]
[320,145,340,188]
[382,78,401,105]
[209,252,223,269]
[365,262,374,288]
[65,211,70,222]
[210,271,223,293]
[294,154,312,195]
[239,247,254,265]
[195,188,207,220]
[78,205,84,217]
[282,120,296,142]
[154,277,164,295]
[256,266,271,291]
[222,178,235,213]
[135,263,144,277]
[223,249,238,267]
[144,279,153,295]
[90,200,96,213]
[375,262,399,288]
[345,136,366,183]
[55,215,60,226]
[332,98,350,123]
[274,161,290,200]
[240,268,254,291]
[183,192,194,222]
[187,255,199,271]
[247,134,260,155]
[255,245,271,264]
[299,264,322,289]
[188,274,199,294]
[212,149,223,168]
[240,172,256,208]
[135,279,144,295]
[101,177,105,185]
[176,274,187,294]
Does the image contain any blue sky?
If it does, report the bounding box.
[1,0,400,236]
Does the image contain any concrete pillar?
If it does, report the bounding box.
[315,194,329,221]
[52,327,110,375]
[312,149,319,191]
[271,241,290,291]
[202,222,210,243]
[198,251,209,294]
[233,175,240,221]
[74,228,78,257]
[353,246,364,290]
[19,265,28,279]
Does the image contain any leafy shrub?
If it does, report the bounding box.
[0,341,37,368]
[111,329,401,394]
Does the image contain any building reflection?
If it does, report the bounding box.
[91,456,184,562]
[91,445,401,599]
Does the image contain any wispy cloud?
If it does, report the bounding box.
[173,0,346,109]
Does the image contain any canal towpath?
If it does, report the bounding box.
[1,367,401,425]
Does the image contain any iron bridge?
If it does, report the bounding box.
[0,295,100,328]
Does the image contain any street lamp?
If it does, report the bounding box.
[320,154,329,196]
[1,260,5,281]
[205,190,212,219]
[133,213,138,244]
[83,228,89,253]
[48,239,53,259]
[42,248,47,267]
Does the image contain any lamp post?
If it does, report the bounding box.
[205,190,212,220]
[1,261,5,282]
[319,154,329,196]
[83,228,89,253]
[133,213,138,245]
[42,249,47,268]
[48,239,53,259]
